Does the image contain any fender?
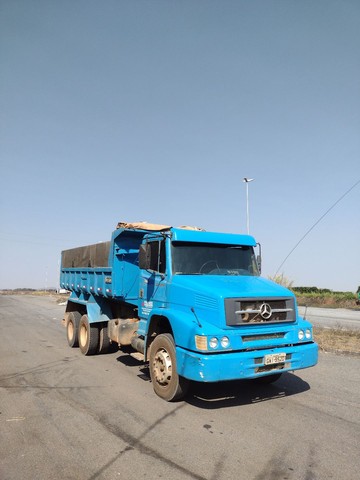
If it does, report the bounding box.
[67,292,112,324]
[144,307,206,356]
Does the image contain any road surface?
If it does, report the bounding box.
[1,295,359,480]
[298,306,360,330]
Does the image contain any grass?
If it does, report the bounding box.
[268,275,359,309]
[295,292,359,309]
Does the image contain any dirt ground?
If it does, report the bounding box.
[314,327,360,356]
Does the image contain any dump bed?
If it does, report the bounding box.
[60,226,158,305]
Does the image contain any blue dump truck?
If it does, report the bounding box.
[60,221,318,401]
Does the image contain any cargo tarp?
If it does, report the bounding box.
[116,222,171,231]
[61,242,111,268]
[116,222,204,232]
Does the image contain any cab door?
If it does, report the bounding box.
[138,238,167,319]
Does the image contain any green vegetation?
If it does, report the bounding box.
[292,286,354,296]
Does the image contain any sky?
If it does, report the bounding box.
[0,0,359,292]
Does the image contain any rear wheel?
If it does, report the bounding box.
[79,314,99,356]
[149,333,189,401]
[66,311,81,348]
[98,323,112,354]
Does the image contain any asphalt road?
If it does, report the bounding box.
[298,306,360,330]
[1,295,359,480]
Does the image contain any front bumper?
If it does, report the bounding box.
[176,342,318,382]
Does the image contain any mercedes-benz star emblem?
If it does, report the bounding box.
[260,303,272,320]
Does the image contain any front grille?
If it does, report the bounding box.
[225,297,296,326]
[242,333,285,342]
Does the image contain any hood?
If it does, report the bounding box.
[170,274,293,301]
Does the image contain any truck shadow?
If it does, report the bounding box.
[116,350,310,408]
[185,372,310,409]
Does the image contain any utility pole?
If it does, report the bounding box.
[243,177,254,234]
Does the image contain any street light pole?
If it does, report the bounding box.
[243,177,254,234]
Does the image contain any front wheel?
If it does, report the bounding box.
[79,314,99,356]
[149,333,189,402]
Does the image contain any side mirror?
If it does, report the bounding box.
[139,244,151,270]
[256,242,262,274]
[256,255,262,274]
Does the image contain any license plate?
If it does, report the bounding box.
[264,353,286,365]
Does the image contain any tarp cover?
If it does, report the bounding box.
[116,221,204,231]
[116,221,171,231]
[177,225,205,231]
[61,242,111,268]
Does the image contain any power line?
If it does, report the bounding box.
[274,178,360,276]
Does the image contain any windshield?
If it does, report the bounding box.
[171,242,259,276]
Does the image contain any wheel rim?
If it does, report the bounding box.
[152,347,172,386]
[67,321,74,340]
[79,323,87,347]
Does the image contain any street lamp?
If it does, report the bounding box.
[243,177,254,234]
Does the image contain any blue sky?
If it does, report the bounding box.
[1,0,359,291]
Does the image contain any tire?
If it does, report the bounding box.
[252,373,283,384]
[98,323,112,354]
[149,333,189,402]
[78,314,99,356]
[66,311,81,348]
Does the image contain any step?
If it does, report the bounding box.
[130,351,145,362]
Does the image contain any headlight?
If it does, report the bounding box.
[305,329,312,339]
[298,330,305,340]
[195,335,230,351]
